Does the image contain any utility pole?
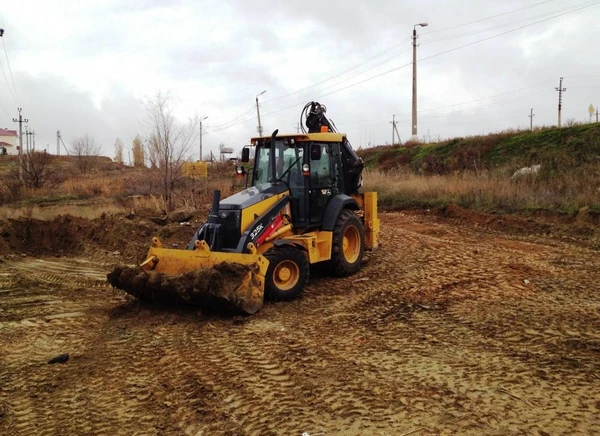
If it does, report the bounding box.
[529,108,535,131]
[256,90,266,137]
[12,108,28,182]
[390,114,398,146]
[596,107,599,123]
[57,130,61,155]
[555,77,566,127]
[25,128,31,172]
[32,130,36,151]
[199,116,208,161]
[393,123,400,145]
[412,22,428,140]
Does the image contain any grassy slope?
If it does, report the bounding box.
[359,124,600,174]
[359,124,600,215]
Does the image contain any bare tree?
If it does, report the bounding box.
[71,134,101,174]
[143,92,199,212]
[132,135,145,167]
[144,134,160,169]
[114,138,124,164]
[21,151,62,189]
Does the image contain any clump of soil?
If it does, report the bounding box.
[107,262,263,315]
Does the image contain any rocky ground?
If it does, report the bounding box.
[0,209,599,435]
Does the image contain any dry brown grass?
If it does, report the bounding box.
[61,175,125,197]
[0,157,242,219]
[0,200,124,221]
[363,166,600,213]
[6,147,597,220]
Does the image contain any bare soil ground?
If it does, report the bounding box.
[0,210,599,435]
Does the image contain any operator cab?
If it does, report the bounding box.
[243,132,361,231]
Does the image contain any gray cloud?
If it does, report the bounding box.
[0,0,598,157]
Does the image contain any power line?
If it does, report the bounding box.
[418,83,554,113]
[1,35,19,105]
[423,90,553,116]
[207,104,256,132]
[421,1,594,45]
[263,37,412,106]
[0,86,9,115]
[0,49,18,105]
[209,1,599,133]
[298,0,600,104]
[264,1,558,108]
[265,47,413,112]
[215,85,554,135]
[330,89,552,132]
[423,0,557,35]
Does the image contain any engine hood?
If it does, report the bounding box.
[219,182,289,211]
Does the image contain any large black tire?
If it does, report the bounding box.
[328,209,365,277]
[264,246,309,301]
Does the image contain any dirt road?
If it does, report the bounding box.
[1,211,599,435]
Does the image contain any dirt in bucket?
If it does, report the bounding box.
[107,262,263,315]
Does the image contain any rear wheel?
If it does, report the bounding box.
[329,209,365,277]
[264,246,309,301]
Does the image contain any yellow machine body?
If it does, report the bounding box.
[129,126,380,313]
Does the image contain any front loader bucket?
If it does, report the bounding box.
[107,238,269,315]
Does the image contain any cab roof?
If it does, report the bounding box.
[250,132,345,144]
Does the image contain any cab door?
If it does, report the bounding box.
[308,143,335,225]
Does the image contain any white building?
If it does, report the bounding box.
[0,128,18,155]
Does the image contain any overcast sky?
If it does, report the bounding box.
[0,0,599,160]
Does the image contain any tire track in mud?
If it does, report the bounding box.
[339,213,600,434]
[258,212,600,434]
[0,257,131,435]
[9,258,110,286]
[1,212,600,435]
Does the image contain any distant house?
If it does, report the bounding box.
[0,128,18,155]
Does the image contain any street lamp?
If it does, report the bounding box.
[256,90,266,137]
[412,22,428,140]
[199,115,208,161]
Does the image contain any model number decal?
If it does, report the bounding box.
[250,223,264,240]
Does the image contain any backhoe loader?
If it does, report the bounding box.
[108,102,379,314]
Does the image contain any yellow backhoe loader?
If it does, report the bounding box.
[108,102,379,314]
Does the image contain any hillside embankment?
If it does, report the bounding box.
[358,123,600,216]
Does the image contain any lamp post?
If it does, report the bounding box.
[199,115,208,161]
[256,90,266,137]
[412,22,428,140]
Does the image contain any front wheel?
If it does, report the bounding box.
[264,246,309,301]
[328,209,365,277]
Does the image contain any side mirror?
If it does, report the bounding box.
[241,146,250,163]
[310,144,322,161]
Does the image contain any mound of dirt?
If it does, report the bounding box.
[107,262,263,315]
[0,215,89,256]
[0,213,201,261]
[433,204,600,244]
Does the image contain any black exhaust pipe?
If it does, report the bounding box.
[269,129,278,184]
[208,190,221,224]
[187,189,222,250]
